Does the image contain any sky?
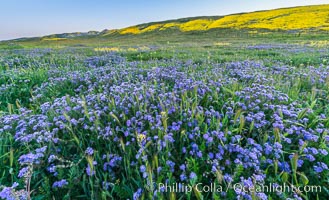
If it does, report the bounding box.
[1,0,328,40]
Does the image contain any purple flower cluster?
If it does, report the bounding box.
[52,179,68,188]
[0,52,328,199]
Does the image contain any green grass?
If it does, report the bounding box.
[0,33,329,113]
[0,30,329,200]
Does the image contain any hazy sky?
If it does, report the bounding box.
[1,0,328,40]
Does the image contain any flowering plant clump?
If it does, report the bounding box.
[0,48,328,200]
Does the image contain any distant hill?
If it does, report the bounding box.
[1,4,329,48]
[107,4,329,35]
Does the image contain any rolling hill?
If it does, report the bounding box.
[1,4,329,48]
[108,4,329,34]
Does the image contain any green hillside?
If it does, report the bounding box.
[1,4,329,49]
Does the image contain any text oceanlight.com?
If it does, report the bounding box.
[157,183,322,194]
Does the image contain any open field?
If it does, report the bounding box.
[0,35,329,200]
[0,4,329,200]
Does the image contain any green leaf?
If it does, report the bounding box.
[281,172,289,183]
[299,173,309,185]
[298,108,309,119]
[193,186,204,200]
